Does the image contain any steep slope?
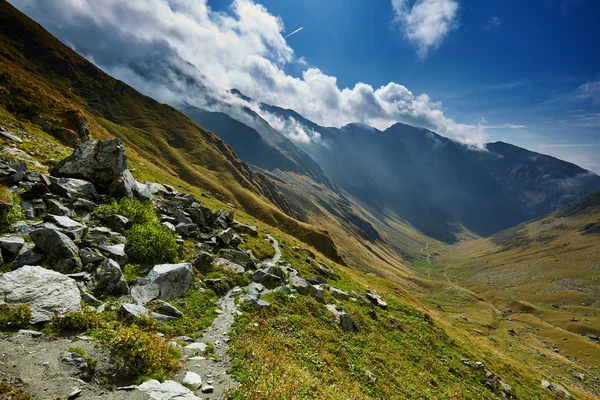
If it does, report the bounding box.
[247,97,600,242]
[0,0,341,261]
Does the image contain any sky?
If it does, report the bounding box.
[10,0,600,173]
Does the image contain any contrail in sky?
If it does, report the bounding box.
[284,27,304,38]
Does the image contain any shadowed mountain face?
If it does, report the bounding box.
[247,101,600,242]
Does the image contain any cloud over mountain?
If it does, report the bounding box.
[12,0,487,146]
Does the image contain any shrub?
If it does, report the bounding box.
[48,310,101,333]
[0,304,31,328]
[122,264,141,285]
[0,193,23,234]
[96,198,156,225]
[104,326,180,379]
[125,222,178,265]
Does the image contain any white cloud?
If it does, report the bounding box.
[391,0,459,59]
[576,81,600,106]
[12,0,487,147]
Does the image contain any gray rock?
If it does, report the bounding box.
[498,380,516,398]
[289,275,310,295]
[50,177,98,200]
[17,329,42,338]
[340,313,360,332]
[232,222,258,236]
[553,383,572,398]
[365,290,387,309]
[216,228,234,246]
[147,263,193,299]
[185,342,207,356]
[79,247,106,266]
[108,169,136,199]
[131,283,161,305]
[137,379,202,400]
[120,303,176,322]
[8,161,27,185]
[274,285,292,295]
[45,198,75,217]
[60,351,87,370]
[162,221,176,232]
[307,276,327,285]
[310,285,325,302]
[98,243,128,266]
[0,236,25,257]
[0,265,81,324]
[44,215,88,239]
[252,270,282,289]
[105,214,129,232]
[330,287,350,301]
[51,139,128,192]
[230,234,242,247]
[21,201,34,219]
[153,300,183,318]
[30,228,82,273]
[254,300,271,310]
[134,181,154,201]
[81,291,102,306]
[215,258,245,274]
[182,371,202,390]
[0,127,23,143]
[192,251,214,272]
[215,209,235,223]
[21,183,51,202]
[214,248,241,264]
[268,265,286,279]
[13,249,45,268]
[186,203,205,227]
[316,262,338,279]
[93,258,129,295]
[72,198,96,213]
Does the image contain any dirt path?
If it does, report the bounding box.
[258,234,281,268]
[179,289,240,399]
[420,243,431,264]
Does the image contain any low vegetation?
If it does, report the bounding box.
[0,304,31,329]
[239,233,276,260]
[95,197,156,225]
[0,193,22,233]
[125,221,179,265]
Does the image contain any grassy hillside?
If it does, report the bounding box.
[0,0,342,261]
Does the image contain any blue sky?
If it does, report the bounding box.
[209,0,600,173]
[13,0,600,173]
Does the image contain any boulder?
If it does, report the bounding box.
[21,183,51,201]
[330,287,350,301]
[251,270,282,289]
[104,214,129,232]
[215,209,235,223]
[131,283,161,305]
[147,263,193,299]
[98,243,128,266]
[232,222,258,236]
[186,203,205,227]
[108,169,136,199]
[216,228,234,246]
[12,249,45,269]
[340,313,360,332]
[49,177,98,200]
[289,275,310,295]
[182,371,202,390]
[0,265,81,324]
[93,258,129,295]
[72,198,96,213]
[79,247,106,266]
[51,139,128,192]
[134,181,154,201]
[30,228,82,273]
[192,251,214,272]
[44,215,88,240]
[0,236,25,260]
[217,248,250,267]
[215,258,245,274]
[45,198,75,218]
[315,262,338,279]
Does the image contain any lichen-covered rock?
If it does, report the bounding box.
[0,265,81,324]
[93,258,129,295]
[30,228,82,273]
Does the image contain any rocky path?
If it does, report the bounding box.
[420,242,431,264]
[179,235,281,399]
[258,234,281,268]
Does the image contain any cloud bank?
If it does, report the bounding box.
[12,0,487,147]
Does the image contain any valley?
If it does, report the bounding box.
[0,1,599,399]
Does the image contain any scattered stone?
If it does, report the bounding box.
[217,248,251,267]
[553,383,572,398]
[121,303,177,322]
[137,379,201,400]
[364,370,377,384]
[73,198,96,213]
[81,291,102,307]
[108,169,137,199]
[50,177,98,200]
[12,249,45,268]
[254,300,272,309]
[508,328,516,336]
[17,329,43,338]
[232,222,258,236]
[185,342,208,356]
[0,236,25,259]
[340,312,360,332]
[315,262,338,279]
[60,352,87,370]
[44,198,75,217]
[216,228,234,246]
[0,265,81,323]
[68,388,82,399]
[131,283,161,305]
[252,270,282,289]
[0,127,23,143]
[30,228,82,273]
[498,380,516,398]
[365,290,387,309]
[153,300,183,318]
[98,243,128,266]
[79,247,106,266]
[93,258,130,295]
[183,371,203,390]
[309,285,325,302]
[105,214,129,232]
[215,258,245,274]
[290,275,310,295]
[147,263,193,299]
[330,287,350,301]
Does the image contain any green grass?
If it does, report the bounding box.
[95,198,156,225]
[0,304,31,329]
[239,232,276,261]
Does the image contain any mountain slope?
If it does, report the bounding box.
[244,97,600,242]
[0,0,341,261]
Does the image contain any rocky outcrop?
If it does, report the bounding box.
[29,228,82,273]
[0,265,81,324]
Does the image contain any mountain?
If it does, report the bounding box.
[242,97,600,242]
[0,0,341,261]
